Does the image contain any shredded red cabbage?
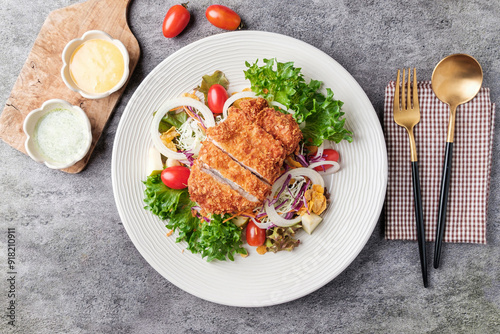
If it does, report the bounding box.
[275,200,287,211]
[302,194,310,215]
[295,154,309,167]
[270,174,292,205]
[292,200,303,212]
[255,212,267,219]
[186,106,207,130]
[289,179,310,209]
[181,150,195,166]
[307,152,326,164]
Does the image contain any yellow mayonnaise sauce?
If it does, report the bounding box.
[69,39,125,94]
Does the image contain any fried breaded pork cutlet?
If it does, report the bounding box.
[206,110,285,185]
[230,97,303,155]
[188,97,302,215]
[198,141,271,202]
[188,162,258,215]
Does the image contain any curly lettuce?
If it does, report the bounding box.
[143,173,247,261]
[244,58,353,146]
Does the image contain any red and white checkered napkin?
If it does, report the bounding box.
[383,81,496,244]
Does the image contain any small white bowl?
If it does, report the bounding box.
[23,99,92,170]
[61,30,130,99]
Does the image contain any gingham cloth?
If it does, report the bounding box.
[384,81,496,244]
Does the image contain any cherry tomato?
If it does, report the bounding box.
[205,5,242,31]
[162,3,190,38]
[207,84,228,114]
[161,166,190,189]
[246,220,266,247]
[313,149,340,172]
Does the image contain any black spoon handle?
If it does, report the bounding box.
[411,161,428,287]
[434,142,453,268]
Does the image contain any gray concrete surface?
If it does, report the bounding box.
[1,0,499,333]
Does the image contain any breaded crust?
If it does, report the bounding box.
[233,98,303,155]
[188,161,257,215]
[206,111,285,184]
[198,141,271,201]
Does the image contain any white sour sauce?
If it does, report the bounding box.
[34,109,89,164]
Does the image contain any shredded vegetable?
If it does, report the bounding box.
[176,118,206,156]
[151,97,215,160]
[258,168,324,228]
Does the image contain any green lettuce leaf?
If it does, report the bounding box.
[158,110,188,132]
[244,58,353,145]
[143,173,187,220]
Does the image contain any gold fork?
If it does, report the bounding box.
[393,68,428,287]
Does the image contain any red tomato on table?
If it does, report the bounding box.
[246,220,266,247]
[207,84,228,114]
[313,149,340,172]
[162,4,190,38]
[161,166,190,189]
[205,5,242,30]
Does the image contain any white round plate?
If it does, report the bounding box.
[112,31,387,307]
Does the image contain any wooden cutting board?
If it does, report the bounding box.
[0,0,140,173]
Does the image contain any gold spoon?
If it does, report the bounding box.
[431,54,483,268]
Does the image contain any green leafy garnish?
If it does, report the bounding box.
[198,70,229,104]
[157,110,188,132]
[244,58,353,146]
[143,172,194,221]
[143,173,247,261]
[196,214,248,262]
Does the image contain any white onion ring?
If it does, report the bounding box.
[308,161,341,175]
[251,217,273,229]
[151,98,215,160]
[269,101,295,114]
[272,168,324,192]
[222,91,257,119]
[263,168,324,227]
[264,201,302,227]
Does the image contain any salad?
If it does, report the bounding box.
[143,58,352,262]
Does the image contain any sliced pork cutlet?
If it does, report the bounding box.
[198,141,271,202]
[231,97,303,155]
[206,111,285,184]
[188,161,258,215]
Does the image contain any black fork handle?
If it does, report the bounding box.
[411,161,428,287]
[434,142,453,269]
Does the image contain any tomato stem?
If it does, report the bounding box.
[182,2,189,9]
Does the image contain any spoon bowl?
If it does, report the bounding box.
[432,54,483,110]
[431,53,483,269]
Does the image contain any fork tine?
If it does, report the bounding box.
[407,68,412,109]
[401,69,406,110]
[413,68,419,109]
[395,69,400,111]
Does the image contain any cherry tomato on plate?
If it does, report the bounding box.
[207,84,229,114]
[161,166,190,189]
[162,3,190,38]
[313,148,340,172]
[205,5,242,30]
[246,220,266,247]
